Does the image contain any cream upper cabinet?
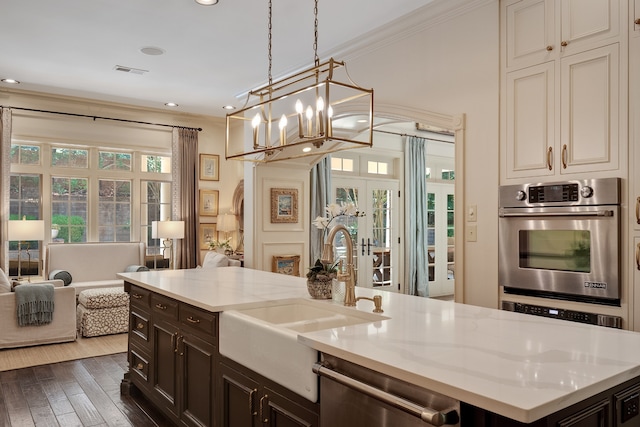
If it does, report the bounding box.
[633,0,640,34]
[506,0,620,71]
[502,0,626,180]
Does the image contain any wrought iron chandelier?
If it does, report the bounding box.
[225,0,374,163]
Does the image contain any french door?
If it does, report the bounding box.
[426,182,455,298]
[332,178,400,292]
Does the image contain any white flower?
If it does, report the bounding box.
[313,202,363,231]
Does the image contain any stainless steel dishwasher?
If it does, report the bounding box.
[314,355,460,427]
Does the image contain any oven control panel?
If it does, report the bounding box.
[528,183,579,203]
[502,301,622,329]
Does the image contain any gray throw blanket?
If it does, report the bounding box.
[15,283,55,326]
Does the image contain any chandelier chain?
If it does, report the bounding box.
[313,0,319,66]
[268,0,273,85]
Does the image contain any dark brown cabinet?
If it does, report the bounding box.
[219,359,319,427]
[125,283,217,427]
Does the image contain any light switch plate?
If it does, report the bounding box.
[467,205,477,222]
[466,224,477,242]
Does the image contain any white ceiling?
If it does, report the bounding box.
[0,0,439,118]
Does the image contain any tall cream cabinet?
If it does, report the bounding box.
[630,0,640,330]
[501,0,627,180]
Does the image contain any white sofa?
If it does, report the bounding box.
[45,242,146,296]
[0,270,76,348]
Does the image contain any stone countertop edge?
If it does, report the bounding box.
[118,267,640,424]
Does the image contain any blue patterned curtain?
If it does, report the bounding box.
[405,136,429,296]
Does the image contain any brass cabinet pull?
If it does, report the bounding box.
[155,303,166,310]
[132,293,143,299]
[249,389,258,416]
[136,322,144,329]
[561,144,568,169]
[172,332,178,352]
[636,243,640,271]
[177,335,184,356]
[136,363,144,370]
[635,18,640,25]
[546,146,553,170]
[561,41,568,47]
[186,316,200,324]
[259,395,269,423]
[636,197,640,224]
[546,45,553,51]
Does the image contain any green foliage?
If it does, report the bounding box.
[306,259,340,282]
[52,214,86,242]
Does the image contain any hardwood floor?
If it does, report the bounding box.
[0,353,174,426]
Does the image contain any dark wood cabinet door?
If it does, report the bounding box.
[264,386,319,427]
[151,318,179,420]
[219,362,260,427]
[181,333,216,427]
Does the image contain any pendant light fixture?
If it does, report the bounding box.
[225,0,374,163]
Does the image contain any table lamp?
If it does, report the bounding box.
[156,220,185,269]
[8,217,45,281]
[216,213,235,253]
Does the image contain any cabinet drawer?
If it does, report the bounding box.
[129,347,150,384]
[180,305,217,339]
[129,285,150,308]
[151,293,178,319]
[130,309,150,342]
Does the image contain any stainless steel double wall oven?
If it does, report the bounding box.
[499,178,621,306]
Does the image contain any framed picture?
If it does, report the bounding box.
[272,255,301,276]
[270,188,298,223]
[199,189,219,217]
[199,154,219,181]
[199,223,217,250]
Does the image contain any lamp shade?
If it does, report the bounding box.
[8,219,45,241]
[157,220,185,239]
[217,214,235,233]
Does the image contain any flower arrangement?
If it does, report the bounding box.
[208,238,232,252]
[312,202,362,235]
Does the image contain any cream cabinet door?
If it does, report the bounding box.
[559,0,620,55]
[505,0,554,70]
[505,62,555,179]
[559,43,619,174]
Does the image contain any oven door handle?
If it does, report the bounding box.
[499,210,614,218]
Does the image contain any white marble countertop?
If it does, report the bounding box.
[119,267,640,423]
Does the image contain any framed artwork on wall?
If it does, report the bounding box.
[199,154,219,181]
[199,223,217,250]
[270,188,298,223]
[272,255,301,276]
[199,189,219,217]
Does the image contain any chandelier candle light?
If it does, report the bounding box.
[225,0,373,163]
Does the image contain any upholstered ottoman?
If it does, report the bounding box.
[76,287,129,337]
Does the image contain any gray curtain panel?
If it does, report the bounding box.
[1,108,12,272]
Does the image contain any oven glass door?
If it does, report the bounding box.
[499,206,620,303]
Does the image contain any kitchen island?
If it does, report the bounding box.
[119,267,640,426]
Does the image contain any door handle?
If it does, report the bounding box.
[361,238,365,256]
[367,238,372,256]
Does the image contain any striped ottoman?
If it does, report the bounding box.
[76,287,129,337]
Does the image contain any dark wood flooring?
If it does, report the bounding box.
[0,353,174,426]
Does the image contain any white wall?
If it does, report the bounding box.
[343,1,500,307]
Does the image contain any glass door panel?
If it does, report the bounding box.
[426,183,455,298]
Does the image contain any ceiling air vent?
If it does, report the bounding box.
[114,65,148,75]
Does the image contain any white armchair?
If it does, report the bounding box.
[201,252,242,268]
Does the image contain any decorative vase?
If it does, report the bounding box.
[306,277,333,299]
[51,229,59,239]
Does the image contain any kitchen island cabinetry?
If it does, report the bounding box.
[126,283,217,427]
[501,0,626,180]
[219,359,319,427]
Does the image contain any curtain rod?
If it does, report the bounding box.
[2,105,202,132]
[373,129,453,144]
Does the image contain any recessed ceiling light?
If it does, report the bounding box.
[195,0,219,5]
[303,147,312,153]
[140,46,165,56]
[222,105,235,110]
[165,102,179,107]
[1,78,20,84]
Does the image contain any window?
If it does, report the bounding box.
[98,179,131,242]
[51,147,89,168]
[52,177,88,243]
[442,170,455,180]
[367,161,388,175]
[10,144,40,165]
[142,154,171,173]
[8,174,42,276]
[141,180,172,259]
[99,151,132,171]
[331,157,354,172]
